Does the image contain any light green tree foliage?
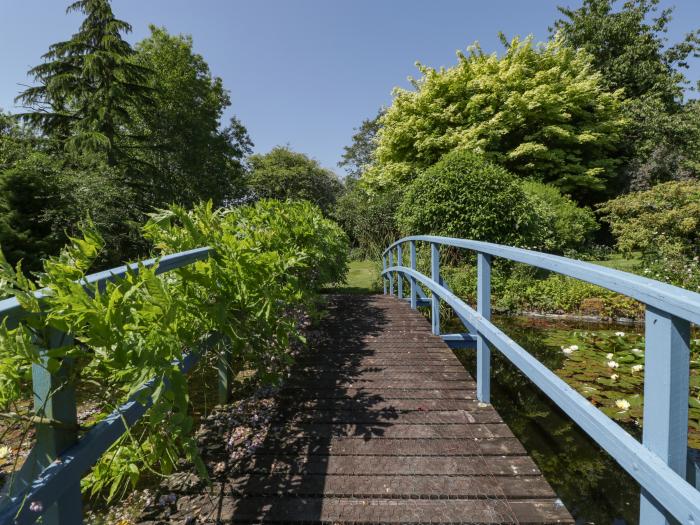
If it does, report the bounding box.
[598,181,700,288]
[365,36,626,204]
[522,180,598,253]
[248,146,342,213]
[131,26,252,207]
[333,179,400,258]
[0,199,348,500]
[396,151,536,246]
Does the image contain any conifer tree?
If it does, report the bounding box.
[15,0,154,166]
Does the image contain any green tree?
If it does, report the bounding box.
[552,0,700,107]
[396,150,536,246]
[365,36,626,204]
[338,110,383,180]
[333,179,400,258]
[15,0,154,167]
[248,146,342,213]
[130,26,253,207]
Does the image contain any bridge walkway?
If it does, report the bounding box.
[202,294,572,523]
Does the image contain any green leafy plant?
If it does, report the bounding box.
[0,199,348,501]
[396,150,536,247]
[364,35,626,203]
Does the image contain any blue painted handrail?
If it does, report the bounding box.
[382,235,700,525]
[0,247,216,525]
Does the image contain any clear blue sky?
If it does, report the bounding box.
[1,1,699,173]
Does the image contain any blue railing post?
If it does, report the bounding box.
[382,254,387,295]
[639,306,691,525]
[31,330,82,525]
[217,338,232,404]
[431,243,440,335]
[388,249,395,296]
[397,243,403,299]
[477,253,492,403]
[409,241,417,309]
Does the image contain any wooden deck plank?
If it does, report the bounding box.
[170,294,572,524]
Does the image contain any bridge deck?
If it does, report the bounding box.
[206,294,573,523]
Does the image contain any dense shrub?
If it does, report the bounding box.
[396,150,535,246]
[364,36,626,204]
[333,180,400,259]
[440,264,643,320]
[522,181,598,253]
[598,181,700,289]
[0,199,348,500]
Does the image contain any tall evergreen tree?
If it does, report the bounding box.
[15,0,154,166]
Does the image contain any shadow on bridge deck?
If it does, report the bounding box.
[174,294,573,523]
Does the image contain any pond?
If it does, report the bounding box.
[449,315,699,525]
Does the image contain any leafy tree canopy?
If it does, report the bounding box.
[338,110,383,180]
[364,36,626,204]
[130,26,253,208]
[248,146,342,213]
[553,0,700,107]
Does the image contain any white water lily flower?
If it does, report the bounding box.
[569,345,579,351]
[631,364,644,373]
[0,446,10,460]
[608,360,619,369]
[615,331,625,337]
[562,347,574,355]
[606,353,614,359]
[615,399,630,411]
[631,348,642,354]
[611,374,619,381]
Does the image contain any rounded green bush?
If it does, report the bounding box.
[397,150,535,246]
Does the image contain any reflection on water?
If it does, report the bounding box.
[451,316,642,524]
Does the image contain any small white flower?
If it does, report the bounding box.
[631,348,642,354]
[562,347,573,355]
[569,345,579,351]
[0,446,10,460]
[615,399,630,411]
[608,360,619,369]
[615,331,625,337]
[631,364,644,373]
[606,353,614,359]
[29,501,43,513]
[611,374,619,381]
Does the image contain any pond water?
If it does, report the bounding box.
[450,315,646,524]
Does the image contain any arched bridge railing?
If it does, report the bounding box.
[0,247,217,525]
[382,235,700,525]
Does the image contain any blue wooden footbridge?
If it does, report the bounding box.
[0,236,699,524]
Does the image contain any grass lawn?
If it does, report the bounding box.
[327,260,381,294]
[592,252,642,273]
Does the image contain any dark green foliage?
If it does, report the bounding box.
[332,180,400,258]
[0,153,62,269]
[130,27,253,207]
[553,0,699,106]
[522,181,598,253]
[397,150,535,246]
[338,110,383,180]
[248,146,342,213]
[553,0,700,191]
[15,0,154,167]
